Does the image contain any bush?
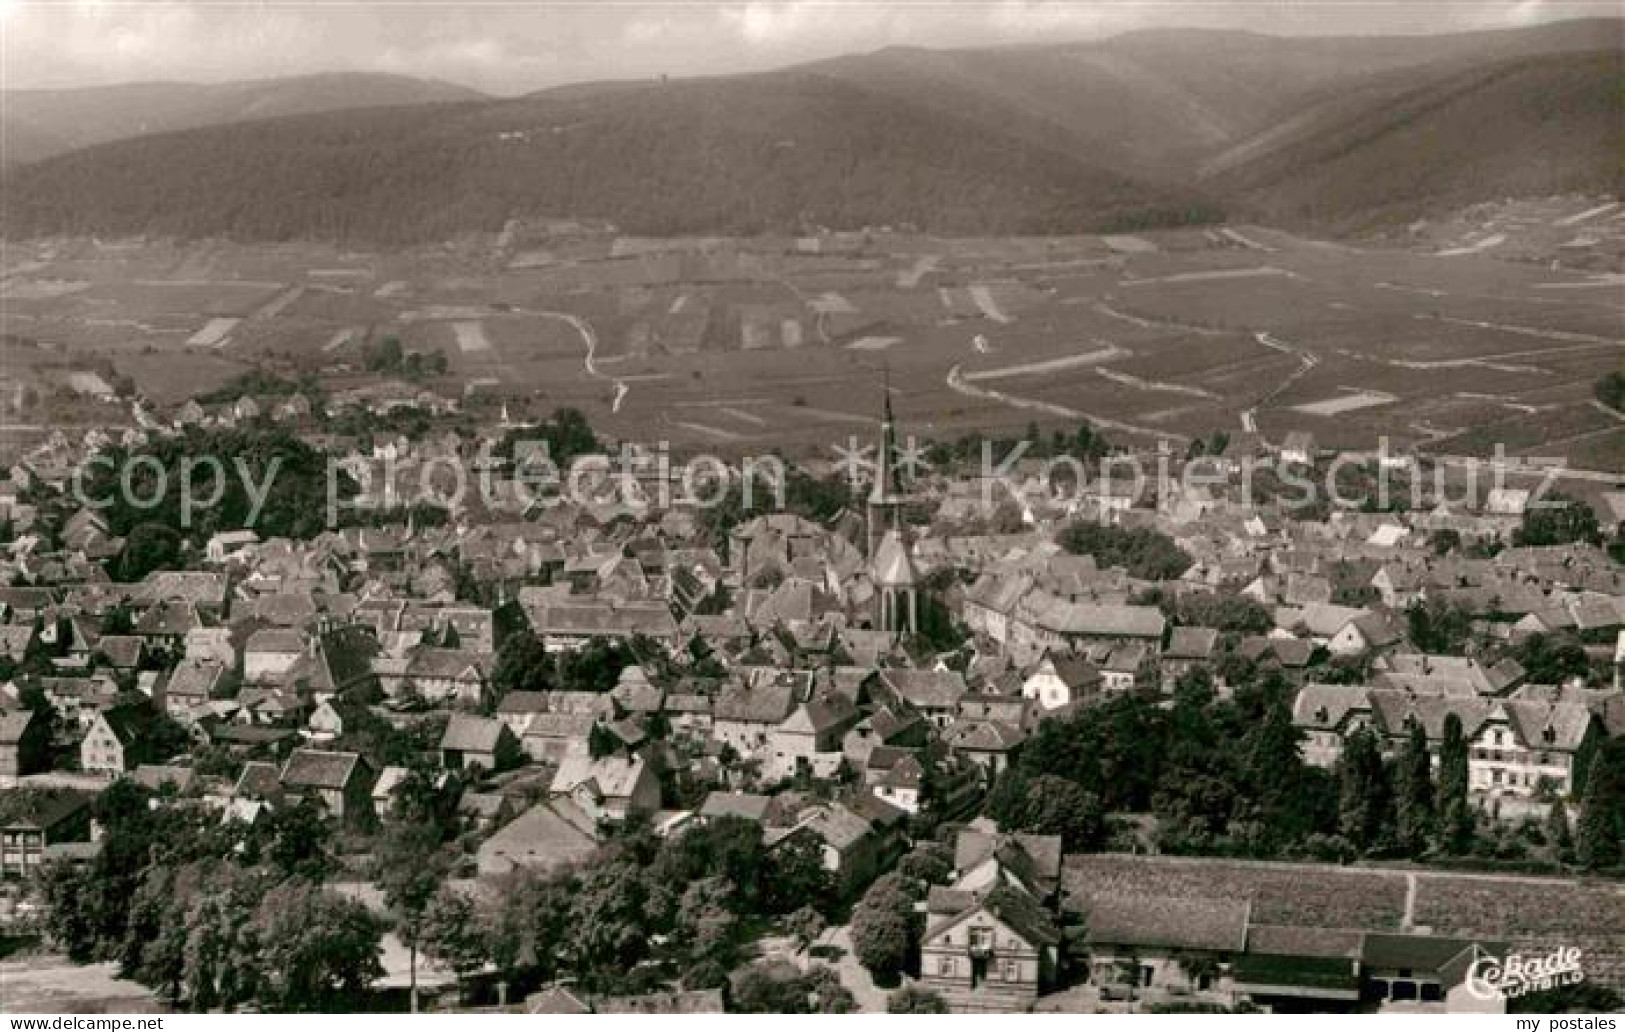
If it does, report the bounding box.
[849,874,923,987]
[1057,522,1192,580]
[887,984,950,1013]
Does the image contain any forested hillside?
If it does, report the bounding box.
[0,75,1216,242]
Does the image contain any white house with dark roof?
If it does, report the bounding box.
[1085,894,1250,1003]
[244,628,305,684]
[878,668,968,728]
[945,719,1026,776]
[1020,652,1103,711]
[712,676,798,756]
[919,826,1064,1010]
[550,754,659,823]
[921,884,1061,1012]
[1294,684,1603,800]
[766,692,859,781]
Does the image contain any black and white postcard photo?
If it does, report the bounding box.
[0,0,1620,1021]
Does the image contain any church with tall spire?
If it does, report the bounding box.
[867,373,918,638]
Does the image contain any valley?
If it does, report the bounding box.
[4,198,1621,472]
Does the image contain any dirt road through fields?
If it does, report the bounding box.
[532,309,628,413]
[1241,330,1318,436]
[945,363,1186,444]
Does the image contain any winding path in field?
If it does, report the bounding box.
[531,308,628,413]
[1416,313,1625,347]
[1093,301,1225,337]
[1240,330,1319,436]
[944,363,1186,444]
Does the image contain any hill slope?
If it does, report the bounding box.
[0,21,1618,242]
[1210,50,1625,229]
[803,18,1624,180]
[0,74,1215,243]
[0,72,485,165]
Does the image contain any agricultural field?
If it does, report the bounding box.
[2,211,1620,469]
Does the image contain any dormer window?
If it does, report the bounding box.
[1315,706,1329,724]
[1542,725,1556,744]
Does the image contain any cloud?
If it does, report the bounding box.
[984,0,1126,37]
[716,2,907,52]
[1504,0,1550,25]
[720,1,817,46]
[0,1,1613,93]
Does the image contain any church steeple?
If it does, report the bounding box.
[867,369,905,556]
[866,370,917,639]
[870,365,904,507]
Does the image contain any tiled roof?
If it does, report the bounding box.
[871,529,918,587]
[713,682,796,724]
[135,599,205,636]
[0,709,39,745]
[479,797,601,874]
[1292,683,1373,731]
[1246,924,1364,959]
[552,755,648,800]
[946,718,1025,753]
[496,690,551,715]
[809,803,873,851]
[881,669,968,710]
[1165,626,1219,660]
[1359,932,1496,973]
[1085,894,1249,952]
[137,571,227,606]
[246,628,306,654]
[280,748,364,790]
[0,787,92,829]
[1021,597,1166,639]
[698,792,774,822]
[132,764,195,793]
[440,713,508,753]
[165,659,226,701]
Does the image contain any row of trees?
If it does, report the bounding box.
[926,421,1113,471]
[42,784,385,1012]
[375,810,840,1004]
[1057,522,1193,581]
[195,369,318,406]
[495,407,600,471]
[84,426,348,546]
[987,664,1625,870]
[1131,588,1274,635]
[1513,493,1602,548]
[117,862,382,1012]
[489,629,637,699]
[361,336,449,380]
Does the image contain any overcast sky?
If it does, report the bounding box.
[2,0,1617,94]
